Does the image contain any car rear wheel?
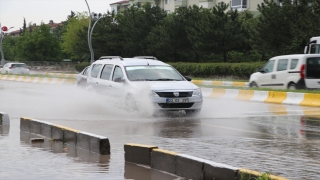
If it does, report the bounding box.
[288,83,297,90]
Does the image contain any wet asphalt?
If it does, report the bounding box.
[1,80,320,179]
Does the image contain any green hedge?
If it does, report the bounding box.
[169,62,265,78]
[75,62,90,72]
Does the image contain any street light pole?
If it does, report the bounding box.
[84,0,94,64]
[89,15,104,62]
[0,23,13,66]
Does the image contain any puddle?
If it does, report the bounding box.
[0,120,180,180]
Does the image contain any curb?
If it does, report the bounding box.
[202,87,320,108]
[192,80,249,87]
[0,75,76,84]
[20,117,110,155]
[45,72,77,78]
[124,143,287,180]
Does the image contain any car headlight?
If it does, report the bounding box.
[192,89,202,96]
[151,91,159,97]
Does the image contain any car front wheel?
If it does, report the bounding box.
[250,81,258,88]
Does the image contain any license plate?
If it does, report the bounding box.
[166,98,189,103]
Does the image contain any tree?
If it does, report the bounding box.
[115,2,167,57]
[2,36,17,61]
[146,10,195,62]
[61,12,89,61]
[15,23,61,61]
[22,17,27,36]
[255,0,320,58]
[186,2,248,62]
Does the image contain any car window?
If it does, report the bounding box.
[290,59,299,69]
[277,59,288,71]
[125,66,184,81]
[306,57,320,78]
[12,64,27,68]
[100,64,114,80]
[90,64,102,78]
[83,67,89,76]
[112,66,124,81]
[262,60,275,73]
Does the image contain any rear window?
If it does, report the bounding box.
[306,57,320,79]
[277,59,288,71]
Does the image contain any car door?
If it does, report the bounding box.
[109,65,126,97]
[258,59,276,88]
[273,59,289,89]
[87,63,103,91]
[305,57,320,89]
[94,64,114,94]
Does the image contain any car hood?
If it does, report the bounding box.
[130,81,199,91]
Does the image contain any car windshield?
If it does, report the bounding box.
[125,66,184,81]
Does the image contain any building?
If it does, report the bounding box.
[8,20,63,38]
[110,0,264,14]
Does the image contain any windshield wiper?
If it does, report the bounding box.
[152,78,182,81]
[131,79,150,81]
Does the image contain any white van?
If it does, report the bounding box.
[249,54,320,90]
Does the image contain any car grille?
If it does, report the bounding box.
[158,103,194,108]
[156,92,193,97]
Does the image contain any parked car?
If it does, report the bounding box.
[76,66,89,87]
[86,56,203,114]
[249,54,320,90]
[0,63,30,74]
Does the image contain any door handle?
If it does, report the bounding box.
[95,82,98,85]
[272,74,276,79]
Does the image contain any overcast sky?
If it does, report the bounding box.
[0,0,119,32]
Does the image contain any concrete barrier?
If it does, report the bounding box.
[176,154,204,180]
[0,112,10,126]
[201,87,320,108]
[124,143,158,166]
[222,89,239,99]
[0,74,76,84]
[20,117,110,155]
[124,143,288,180]
[151,149,177,174]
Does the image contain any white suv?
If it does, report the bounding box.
[249,54,320,89]
[86,56,203,114]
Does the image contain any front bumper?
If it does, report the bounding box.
[151,96,203,111]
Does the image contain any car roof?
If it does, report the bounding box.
[93,58,169,66]
[271,54,320,59]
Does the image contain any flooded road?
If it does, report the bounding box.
[1,80,320,179]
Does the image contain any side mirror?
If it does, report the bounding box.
[114,77,125,83]
[185,76,192,81]
[257,68,265,73]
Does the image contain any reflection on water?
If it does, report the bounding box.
[0,125,9,136]
[124,162,180,180]
[300,115,320,139]
[154,118,201,138]
[0,119,181,180]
